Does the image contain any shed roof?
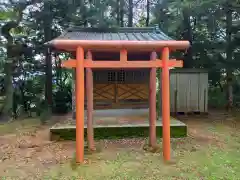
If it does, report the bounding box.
[46,26,190,51]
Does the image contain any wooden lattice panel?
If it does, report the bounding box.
[117,84,149,101]
[93,84,115,101]
[93,83,149,103]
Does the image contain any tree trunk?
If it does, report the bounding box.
[2,44,14,120]
[182,9,193,68]
[128,0,133,27]
[45,48,52,107]
[146,0,150,26]
[82,1,88,27]
[96,0,105,27]
[44,2,53,111]
[54,53,63,89]
[1,22,18,120]
[116,0,120,26]
[120,0,124,27]
[226,4,233,111]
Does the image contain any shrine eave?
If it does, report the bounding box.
[45,39,190,52]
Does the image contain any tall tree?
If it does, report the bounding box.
[225,2,233,111]
[120,0,125,27]
[146,0,150,26]
[116,0,120,26]
[128,0,133,27]
[43,1,53,112]
[182,8,193,68]
[1,0,38,120]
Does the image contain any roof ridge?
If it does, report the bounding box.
[66,26,156,33]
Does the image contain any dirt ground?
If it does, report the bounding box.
[0,110,240,179]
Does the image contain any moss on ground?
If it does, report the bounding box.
[50,125,187,141]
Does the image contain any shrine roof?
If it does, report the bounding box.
[46,26,190,51]
[50,26,173,41]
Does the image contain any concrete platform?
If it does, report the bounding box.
[50,109,187,140]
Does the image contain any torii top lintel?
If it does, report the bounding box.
[45,26,190,52]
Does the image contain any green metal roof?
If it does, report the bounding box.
[53,26,174,42]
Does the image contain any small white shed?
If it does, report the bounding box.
[159,69,208,114]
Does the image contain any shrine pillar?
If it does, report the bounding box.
[149,51,157,147]
[162,47,171,161]
[75,46,85,163]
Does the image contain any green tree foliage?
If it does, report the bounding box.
[0,0,239,120]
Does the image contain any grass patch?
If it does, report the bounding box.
[0,118,41,135]
[43,142,240,180]
[44,118,240,180]
[1,113,240,179]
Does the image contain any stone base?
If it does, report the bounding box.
[50,118,187,141]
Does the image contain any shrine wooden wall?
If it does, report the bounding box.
[71,51,152,112]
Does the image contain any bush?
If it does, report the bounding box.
[52,88,72,114]
[208,88,226,108]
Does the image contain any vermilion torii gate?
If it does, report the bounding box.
[48,38,190,163]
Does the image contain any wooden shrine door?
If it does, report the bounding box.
[93,69,149,108]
